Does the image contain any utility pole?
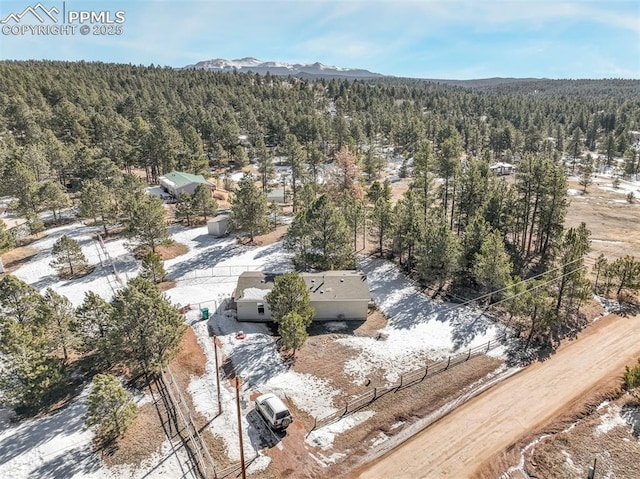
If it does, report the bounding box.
[235,376,246,479]
[587,458,596,479]
[213,336,222,416]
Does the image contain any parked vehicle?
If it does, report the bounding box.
[255,393,292,431]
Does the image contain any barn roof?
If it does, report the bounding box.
[234,271,370,302]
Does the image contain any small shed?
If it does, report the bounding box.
[159,171,210,197]
[207,215,229,237]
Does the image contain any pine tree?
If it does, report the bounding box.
[38,180,71,222]
[109,277,186,374]
[255,137,275,192]
[0,275,42,325]
[174,192,194,226]
[473,229,513,304]
[610,256,640,296]
[229,173,269,242]
[278,311,308,356]
[370,195,393,257]
[86,374,138,443]
[579,155,594,192]
[286,194,353,270]
[0,319,67,410]
[124,194,169,253]
[392,190,425,269]
[412,139,435,222]
[418,212,461,294]
[269,201,282,229]
[282,134,305,211]
[342,192,366,251]
[76,291,114,359]
[39,288,77,363]
[554,223,591,314]
[79,179,115,235]
[50,235,89,276]
[0,220,15,253]
[592,253,607,293]
[140,251,166,284]
[265,272,315,326]
[192,184,217,221]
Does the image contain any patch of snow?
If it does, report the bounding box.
[389,421,404,431]
[11,222,138,306]
[370,431,389,447]
[0,385,189,478]
[596,404,627,434]
[241,288,269,300]
[339,257,501,383]
[567,188,583,196]
[594,295,622,315]
[306,411,375,449]
[312,451,346,467]
[246,454,271,473]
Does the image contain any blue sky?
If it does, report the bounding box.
[0,0,638,79]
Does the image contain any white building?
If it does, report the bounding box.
[232,271,371,322]
[207,215,229,237]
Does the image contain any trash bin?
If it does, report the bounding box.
[200,307,209,320]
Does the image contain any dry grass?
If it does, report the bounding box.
[0,245,39,274]
[238,224,289,246]
[154,242,189,260]
[527,396,640,478]
[102,402,165,469]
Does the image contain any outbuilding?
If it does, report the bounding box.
[159,171,210,197]
[207,214,229,237]
[232,271,370,322]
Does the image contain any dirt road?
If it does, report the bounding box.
[353,313,640,479]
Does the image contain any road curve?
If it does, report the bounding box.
[353,313,640,479]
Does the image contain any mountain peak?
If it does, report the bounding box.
[182,58,383,79]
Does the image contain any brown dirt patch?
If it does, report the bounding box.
[158,280,176,291]
[239,224,290,246]
[155,242,189,260]
[102,402,165,468]
[0,245,39,274]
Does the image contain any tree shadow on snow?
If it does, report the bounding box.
[0,396,87,466]
[29,445,101,478]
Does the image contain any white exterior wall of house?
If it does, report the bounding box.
[311,300,368,320]
[236,298,368,322]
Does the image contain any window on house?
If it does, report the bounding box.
[257,303,265,314]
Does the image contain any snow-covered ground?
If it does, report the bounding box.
[338,257,502,383]
[3,220,506,477]
[12,221,138,306]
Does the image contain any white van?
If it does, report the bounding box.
[255,393,292,431]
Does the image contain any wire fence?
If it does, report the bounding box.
[308,331,510,433]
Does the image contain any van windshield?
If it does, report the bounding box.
[275,411,290,420]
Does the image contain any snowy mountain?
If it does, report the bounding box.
[182,57,383,79]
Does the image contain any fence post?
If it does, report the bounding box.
[446,356,451,369]
[467,349,471,360]
[487,340,491,351]
[344,401,348,416]
[399,374,403,388]
[373,387,377,400]
[422,364,429,381]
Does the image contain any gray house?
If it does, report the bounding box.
[159,171,210,197]
[233,271,370,322]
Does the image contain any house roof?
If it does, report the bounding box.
[207,214,229,225]
[234,271,370,302]
[159,171,209,188]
